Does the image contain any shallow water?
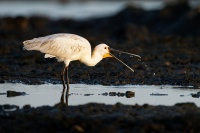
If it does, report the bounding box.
[0,1,199,20]
[0,1,163,20]
[0,83,200,108]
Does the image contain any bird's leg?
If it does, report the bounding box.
[65,66,70,94]
[61,66,66,93]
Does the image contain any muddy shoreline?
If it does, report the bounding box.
[0,1,200,132]
[1,103,200,133]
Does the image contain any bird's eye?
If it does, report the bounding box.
[104,47,107,49]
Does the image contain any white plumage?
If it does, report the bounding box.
[23,33,141,94]
[24,34,93,66]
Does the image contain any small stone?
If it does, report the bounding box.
[125,91,135,98]
[7,91,26,97]
[191,93,200,98]
[117,92,125,97]
[84,94,93,96]
[109,92,117,96]
[102,92,108,96]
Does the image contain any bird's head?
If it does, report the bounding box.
[95,43,141,73]
[95,44,112,58]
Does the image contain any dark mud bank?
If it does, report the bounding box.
[1,103,200,133]
[0,1,199,86]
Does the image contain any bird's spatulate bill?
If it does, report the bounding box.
[109,53,135,73]
[110,48,141,59]
[103,53,112,58]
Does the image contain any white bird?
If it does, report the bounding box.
[23,33,141,94]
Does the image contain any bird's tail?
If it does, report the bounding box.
[23,39,40,50]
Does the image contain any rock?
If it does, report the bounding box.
[7,91,27,97]
[191,92,200,98]
[84,94,93,96]
[101,92,108,96]
[109,92,117,96]
[117,92,125,97]
[125,91,135,98]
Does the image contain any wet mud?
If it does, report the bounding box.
[0,1,200,132]
[1,102,200,133]
[0,1,199,87]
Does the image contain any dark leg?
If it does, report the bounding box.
[65,66,70,94]
[65,66,69,107]
[60,65,69,107]
[61,66,66,94]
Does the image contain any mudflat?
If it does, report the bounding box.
[0,1,200,132]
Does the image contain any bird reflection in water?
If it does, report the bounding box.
[59,90,69,107]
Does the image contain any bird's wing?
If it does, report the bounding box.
[24,34,91,61]
[44,54,55,58]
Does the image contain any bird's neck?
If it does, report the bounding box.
[80,49,103,67]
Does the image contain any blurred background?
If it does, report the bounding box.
[0,0,200,20]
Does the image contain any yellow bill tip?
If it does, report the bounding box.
[103,53,112,58]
